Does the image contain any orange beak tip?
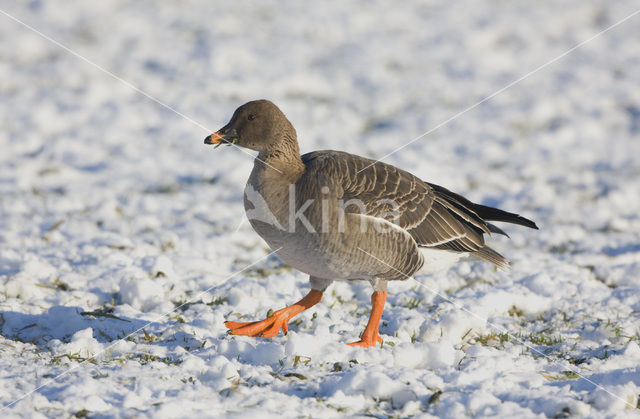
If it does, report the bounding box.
[204,131,224,145]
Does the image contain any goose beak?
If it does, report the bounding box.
[204,128,238,148]
[204,131,225,145]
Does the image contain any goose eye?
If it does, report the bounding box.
[248,114,256,121]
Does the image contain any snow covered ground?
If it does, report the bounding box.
[1,0,640,417]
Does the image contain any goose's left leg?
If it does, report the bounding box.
[348,279,387,348]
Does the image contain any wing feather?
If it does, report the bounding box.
[301,150,534,269]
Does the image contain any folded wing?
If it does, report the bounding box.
[302,150,538,270]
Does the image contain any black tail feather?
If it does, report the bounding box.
[472,204,539,230]
[487,222,510,237]
[427,182,539,231]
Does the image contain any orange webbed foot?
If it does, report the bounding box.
[224,290,323,339]
[347,334,383,348]
[225,312,290,338]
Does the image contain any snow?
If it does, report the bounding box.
[1,0,640,417]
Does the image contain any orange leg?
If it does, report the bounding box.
[348,290,387,348]
[225,290,323,338]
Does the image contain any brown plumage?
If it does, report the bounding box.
[205,99,538,347]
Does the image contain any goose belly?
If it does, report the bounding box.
[253,225,349,279]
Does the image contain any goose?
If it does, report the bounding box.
[205,99,538,347]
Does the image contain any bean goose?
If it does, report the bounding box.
[205,99,538,348]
